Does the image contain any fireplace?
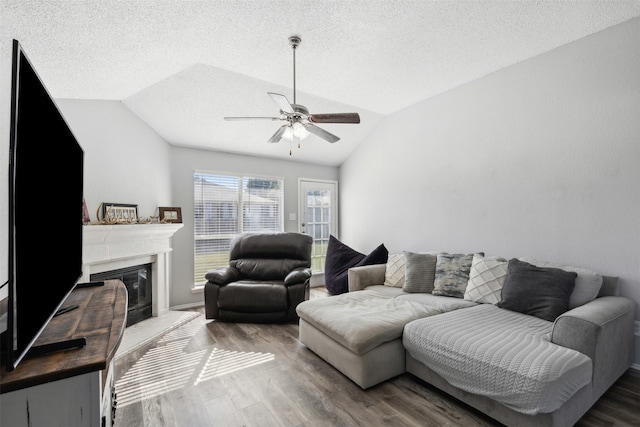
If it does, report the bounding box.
[81,223,183,321]
[91,264,152,327]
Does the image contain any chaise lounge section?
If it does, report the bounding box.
[296,253,635,427]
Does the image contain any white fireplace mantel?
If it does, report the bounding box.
[81,223,184,316]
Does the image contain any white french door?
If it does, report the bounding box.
[299,179,338,273]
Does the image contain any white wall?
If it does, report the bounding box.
[340,18,640,363]
[167,147,338,307]
[55,100,174,219]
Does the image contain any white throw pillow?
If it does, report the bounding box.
[464,254,508,304]
[518,257,603,309]
[384,253,406,287]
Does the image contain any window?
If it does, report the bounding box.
[194,172,284,285]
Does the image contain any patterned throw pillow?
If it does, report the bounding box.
[402,252,437,293]
[464,254,508,304]
[432,252,481,298]
[384,253,406,287]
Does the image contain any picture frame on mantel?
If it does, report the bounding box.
[101,202,139,223]
[159,206,182,223]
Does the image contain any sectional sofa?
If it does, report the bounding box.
[296,252,635,427]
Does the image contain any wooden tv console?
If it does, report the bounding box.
[0,279,127,427]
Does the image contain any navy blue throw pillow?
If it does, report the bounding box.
[324,235,388,295]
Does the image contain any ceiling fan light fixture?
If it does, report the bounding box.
[292,122,310,139]
[283,122,310,142]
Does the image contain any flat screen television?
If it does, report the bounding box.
[1,39,85,371]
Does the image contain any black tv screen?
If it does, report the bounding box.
[3,39,84,371]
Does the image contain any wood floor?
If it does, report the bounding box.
[114,288,640,427]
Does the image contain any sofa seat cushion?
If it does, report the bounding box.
[403,304,592,415]
[358,284,406,297]
[296,290,440,355]
[218,281,288,312]
[396,293,477,312]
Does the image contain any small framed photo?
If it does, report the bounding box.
[102,202,138,223]
[159,206,182,223]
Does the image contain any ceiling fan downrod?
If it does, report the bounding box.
[289,35,301,105]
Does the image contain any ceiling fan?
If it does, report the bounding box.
[224,36,360,152]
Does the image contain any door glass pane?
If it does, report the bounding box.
[300,179,337,273]
[306,189,331,272]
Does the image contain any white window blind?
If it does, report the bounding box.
[194,172,284,285]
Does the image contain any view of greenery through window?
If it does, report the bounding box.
[305,190,331,272]
[193,172,284,285]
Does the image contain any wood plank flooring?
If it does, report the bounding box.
[114,288,640,427]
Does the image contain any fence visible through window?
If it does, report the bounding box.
[194,172,284,285]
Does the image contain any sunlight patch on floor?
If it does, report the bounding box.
[195,348,275,385]
[115,338,207,407]
[115,318,275,407]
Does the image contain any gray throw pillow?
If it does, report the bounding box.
[497,258,577,322]
[402,252,437,293]
[518,257,602,309]
[432,252,478,298]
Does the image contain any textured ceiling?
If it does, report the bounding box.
[2,1,639,166]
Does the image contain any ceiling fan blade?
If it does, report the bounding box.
[309,113,360,124]
[268,125,288,143]
[268,92,294,114]
[304,124,340,143]
[224,116,281,121]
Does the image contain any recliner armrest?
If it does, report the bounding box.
[205,266,240,285]
[551,296,635,398]
[284,267,312,286]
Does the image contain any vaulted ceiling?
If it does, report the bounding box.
[2,1,638,166]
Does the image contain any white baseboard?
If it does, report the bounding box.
[170,301,204,311]
[631,363,640,372]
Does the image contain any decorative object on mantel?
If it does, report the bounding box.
[158,206,182,223]
[98,202,139,224]
[83,198,90,224]
[90,202,173,225]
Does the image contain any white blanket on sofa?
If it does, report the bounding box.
[403,304,592,415]
[296,290,440,354]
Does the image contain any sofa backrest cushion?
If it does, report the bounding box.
[498,258,577,321]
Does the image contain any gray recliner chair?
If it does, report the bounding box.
[204,232,313,323]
